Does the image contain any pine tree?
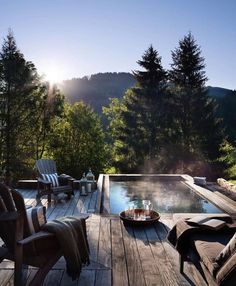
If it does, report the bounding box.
[169,32,222,171]
[0,31,41,184]
[105,46,168,172]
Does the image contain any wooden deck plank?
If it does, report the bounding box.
[121,223,146,286]
[42,270,64,285]
[64,191,81,216]
[97,216,111,268]
[80,193,93,213]
[155,219,190,286]
[95,270,111,286]
[88,190,98,213]
[111,219,129,286]
[59,270,78,286]
[73,196,86,216]
[77,270,95,286]
[133,226,164,286]
[145,223,180,286]
[87,215,101,262]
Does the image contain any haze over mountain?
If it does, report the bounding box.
[60,72,234,113]
[59,72,135,114]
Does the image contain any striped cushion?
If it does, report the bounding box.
[26,206,47,234]
[41,173,59,187]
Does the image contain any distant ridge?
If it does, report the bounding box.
[59,72,234,114]
[206,86,234,98]
[59,72,135,114]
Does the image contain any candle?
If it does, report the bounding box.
[87,183,91,193]
[82,186,85,195]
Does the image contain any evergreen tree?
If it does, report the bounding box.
[169,32,222,172]
[105,46,168,172]
[215,90,236,145]
[0,31,42,184]
[219,141,236,179]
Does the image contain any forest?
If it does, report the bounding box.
[0,31,236,185]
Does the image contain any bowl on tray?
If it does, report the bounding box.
[119,208,160,226]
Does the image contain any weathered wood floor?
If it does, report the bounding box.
[0,189,208,286]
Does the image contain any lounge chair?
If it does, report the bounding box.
[0,183,88,286]
[36,159,74,202]
[168,214,236,286]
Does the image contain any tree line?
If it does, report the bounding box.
[0,30,235,184]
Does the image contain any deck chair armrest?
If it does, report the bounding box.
[58,174,74,186]
[37,177,52,186]
[18,231,55,245]
[76,214,90,220]
[0,211,19,221]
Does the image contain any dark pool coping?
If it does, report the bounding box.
[97,174,236,216]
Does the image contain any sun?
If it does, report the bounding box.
[43,65,64,84]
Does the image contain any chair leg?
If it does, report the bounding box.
[179,254,184,273]
[47,193,51,203]
[14,214,24,286]
[29,252,61,286]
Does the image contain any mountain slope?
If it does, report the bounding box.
[59,72,135,114]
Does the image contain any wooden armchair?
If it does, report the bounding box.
[0,183,88,286]
[36,159,74,202]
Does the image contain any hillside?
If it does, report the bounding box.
[206,86,234,98]
[59,72,135,114]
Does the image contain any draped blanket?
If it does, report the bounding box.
[42,216,90,280]
[167,215,235,255]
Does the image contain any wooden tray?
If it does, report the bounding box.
[119,208,160,226]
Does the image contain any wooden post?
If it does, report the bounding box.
[14,212,24,286]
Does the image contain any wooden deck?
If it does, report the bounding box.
[0,189,210,286]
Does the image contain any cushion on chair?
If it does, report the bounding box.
[215,232,236,266]
[192,233,232,277]
[26,206,47,234]
[41,173,59,187]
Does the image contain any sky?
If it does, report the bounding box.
[0,0,236,89]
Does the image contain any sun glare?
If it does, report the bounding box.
[43,65,64,84]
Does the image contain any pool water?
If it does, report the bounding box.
[109,179,222,214]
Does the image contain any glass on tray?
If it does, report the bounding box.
[125,202,135,219]
[142,200,152,219]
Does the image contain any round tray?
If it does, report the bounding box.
[119,208,160,226]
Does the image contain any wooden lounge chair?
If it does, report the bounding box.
[0,183,88,286]
[36,159,74,202]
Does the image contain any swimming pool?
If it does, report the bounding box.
[108,176,223,214]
